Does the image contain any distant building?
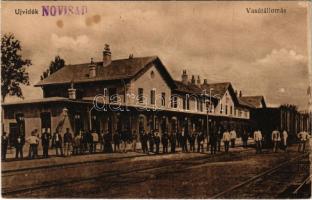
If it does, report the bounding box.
[239,96,266,109]
[251,105,310,145]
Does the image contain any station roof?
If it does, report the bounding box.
[35,56,175,88]
[240,96,267,108]
[173,81,203,94]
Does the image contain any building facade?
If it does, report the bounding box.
[2,45,309,145]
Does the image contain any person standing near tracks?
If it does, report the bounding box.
[15,134,25,159]
[271,128,281,153]
[222,129,231,153]
[99,130,105,152]
[281,129,288,152]
[169,131,177,153]
[142,130,149,154]
[139,130,144,152]
[104,129,113,153]
[216,127,223,152]
[154,131,161,154]
[52,130,64,156]
[230,128,237,148]
[81,129,88,154]
[210,130,218,155]
[41,128,51,158]
[181,127,188,152]
[113,130,120,153]
[297,130,310,153]
[86,130,93,154]
[241,129,249,148]
[148,130,155,153]
[91,130,99,153]
[132,130,138,152]
[162,131,169,153]
[197,130,204,153]
[120,130,128,153]
[64,128,73,156]
[26,130,40,159]
[177,131,182,148]
[253,128,263,154]
[2,132,9,161]
[189,130,196,152]
[73,132,82,155]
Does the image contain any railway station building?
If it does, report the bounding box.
[1,45,309,144]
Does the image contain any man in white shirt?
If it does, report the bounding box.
[297,130,310,153]
[253,129,262,154]
[26,130,40,159]
[222,129,231,153]
[281,130,288,152]
[271,128,281,153]
[91,130,99,153]
[230,129,237,148]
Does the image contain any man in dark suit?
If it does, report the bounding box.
[217,126,223,152]
[169,131,177,153]
[210,131,218,155]
[52,131,63,156]
[142,130,149,154]
[162,131,169,153]
[189,131,196,152]
[181,128,188,152]
[154,131,161,154]
[197,131,204,153]
[2,132,9,161]
[113,131,120,153]
[104,129,113,153]
[41,128,51,158]
[148,131,155,153]
[15,134,25,159]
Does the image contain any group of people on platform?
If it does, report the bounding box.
[1,126,310,161]
[252,128,310,154]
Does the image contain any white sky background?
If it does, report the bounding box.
[1,1,311,110]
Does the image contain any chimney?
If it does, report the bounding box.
[89,58,96,78]
[68,81,76,99]
[191,75,196,84]
[103,44,112,67]
[235,90,238,97]
[181,70,188,85]
[239,90,242,97]
[203,79,208,85]
[129,54,134,59]
[196,75,201,86]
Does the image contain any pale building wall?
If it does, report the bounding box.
[215,90,235,116]
[127,64,171,110]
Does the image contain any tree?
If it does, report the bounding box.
[40,56,65,80]
[1,33,32,102]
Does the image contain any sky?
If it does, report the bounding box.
[2,1,311,110]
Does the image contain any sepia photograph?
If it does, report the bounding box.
[1,0,311,198]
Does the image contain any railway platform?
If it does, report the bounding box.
[2,142,310,198]
[2,141,252,173]
[2,138,253,171]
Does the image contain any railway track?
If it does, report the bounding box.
[291,174,311,198]
[211,152,311,198]
[2,153,149,174]
[2,148,307,198]
[2,153,225,196]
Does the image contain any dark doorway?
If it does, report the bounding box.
[9,123,18,147]
[74,112,83,135]
[40,112,51,133]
